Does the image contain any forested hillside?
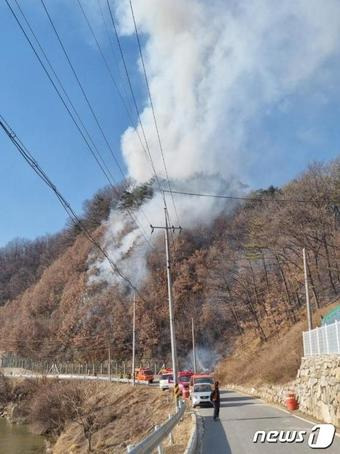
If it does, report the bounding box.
[0,161,338,364]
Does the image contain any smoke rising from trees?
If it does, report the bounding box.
[92,0,340,287]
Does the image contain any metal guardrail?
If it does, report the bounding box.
[184,412,199,454]
[303,320,340,356]
[127,400,186,454]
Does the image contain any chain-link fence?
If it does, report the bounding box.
[303,320,340,356]
[0,354,162,379]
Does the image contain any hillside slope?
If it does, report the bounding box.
[0,160,338,366]
[216,299,339,386]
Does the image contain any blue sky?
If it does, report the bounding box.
[0,0,339,247]
[0,0,144,246]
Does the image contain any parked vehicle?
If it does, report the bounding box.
[191,383,213,408]
[159,373,174,390]
[135,368,154,383]
[190,374,214,391]
[178,370,192,396]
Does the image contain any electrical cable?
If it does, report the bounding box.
[5,0,151,245]
[161,189,337,205]
[0,114,147,302]
[128,0,180,226]
[106,0,171,222]
[39,0,125,178]
[75,0,152,228]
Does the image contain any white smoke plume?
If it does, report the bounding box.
[115,0,340,182]
[183,346,221,373]
[89,0,340,287]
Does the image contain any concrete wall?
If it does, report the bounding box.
[295,355,340,428]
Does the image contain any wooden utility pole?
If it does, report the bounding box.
[303,248,313,330]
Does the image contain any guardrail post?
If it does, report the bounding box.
[154,426,164,454]
[127,445,134,453]
[168,415,174,444]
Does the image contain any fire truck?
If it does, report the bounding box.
[134,368,154,383]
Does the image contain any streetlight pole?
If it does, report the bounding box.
[303,248,313,330]
[132,292,136,386]
[192,317,197,374]
[108,345,111,382]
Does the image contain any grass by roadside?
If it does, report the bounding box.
[216,300,338,386]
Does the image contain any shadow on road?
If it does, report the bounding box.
[219,395,258,408]
[202,416,231,454]
[228,415,289,421]
[220,401,256,408]
[220,396,255,402]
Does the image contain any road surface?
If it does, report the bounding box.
[198,390,340,453]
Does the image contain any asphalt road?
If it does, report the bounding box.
[198,390,340,453]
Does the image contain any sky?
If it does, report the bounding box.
[0,0,339,247]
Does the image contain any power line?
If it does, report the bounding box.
[76,0,145,157]
[5,0,151,244]
[75,0,152,227]
[12,0,121,185]
[161,189,336,205]
[128,0,180,226]
[106,0,169,214]
[76,0,133,120]
[5,0,113,188]
[39,0,124,177]
[98,0,135,115]
[0,114,147,301]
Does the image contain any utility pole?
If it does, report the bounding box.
[191,317,197,374]
[303,248,313,330]
[132,292,136,386]
[151,207,182,398]
[108,345,111,382]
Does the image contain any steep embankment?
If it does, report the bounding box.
[0,377,192,453]
[216,300,339,386]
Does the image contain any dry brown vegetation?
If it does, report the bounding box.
[0,160,338,367]
[52,382,191,454]
[216,300,339,386]
[0,376,192,453]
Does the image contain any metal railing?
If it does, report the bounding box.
[303,320,340,356]
[184,412,199,454]
[127,400,186,454]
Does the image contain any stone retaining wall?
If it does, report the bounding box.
[295,355,340,427]
[226,382,293,407]
[227,355,340,428]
